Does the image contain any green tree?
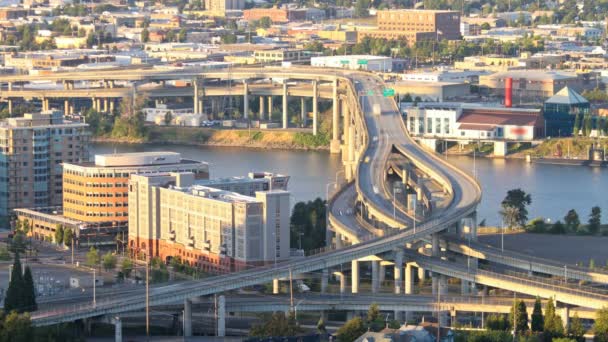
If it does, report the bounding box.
[178,28,187,42]
[0,245,9,261]
[568,313,585,342]
[54,224,64,245]
[354,0,370,17]
[336,316,366,342]
[121,258,134,278]
[86,247,100,267]
[588,206,601,235]
[501,189,532,228]
[164,111,173,125]
[63,228,73,247]
[527,217,547,233]
[544,298,564,340]
[550,220,567,234]
[317,316,326,333]
[290,198,326,251]
[22,266,37,312]
[594,307,608,342]
[486,314,510,331]
[481,22,491,30]
[564,209,580,232]
[4,252,25,313]
[249,311,302,338]
[573,114,580,136]
[0,311,33,342]
[102,252,117,271]
[141,28,150,43]
[531,297,544,332]
[367,303,380,323]
[583,114,592,137]
[258,16,272,28]
[509,300,529,334]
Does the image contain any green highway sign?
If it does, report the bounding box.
[357,59,368,65]
[383,88,395,97]
[340,59,350,65]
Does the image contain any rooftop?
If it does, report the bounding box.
[545,86,589,105]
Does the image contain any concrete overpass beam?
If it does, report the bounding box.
[243,81,249,119]
[351,259,359,294]
[218,295,226,337]
[371,260,379,294]
[184,299,192,337]
[394,249,404,294]
[273,278,280,294]
[331,79,340,153]
[494,141,507,157]
[312,80,318,136]
[114,316,122,342]
[405,263,414,295]
[282,82,288,129]
[321,268,329,294]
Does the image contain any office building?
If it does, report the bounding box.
[0,110,89,217]
[543,86,590,137]
[128,172,290,273]
[359,9,460,44]
[204,0,244,16]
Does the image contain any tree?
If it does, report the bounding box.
[54,224,64,245]
[367,303,380,323]
[317,316,326,334]
[527,217,547,233]
[4,252,25,312]
[572,114,580,136]
[501,189,532,228]
[249,311,302,338]
[501,206,521,229]
[583,114,592,137]
[564,209,580,232]
[354,0,370,17]
[0,311,33,342]
[63,228,73,247]
[336,316,366,342]
[164,111,173,126]
[121,258,134,278]
[550,220,567,234]
[486,314,510,331]
[141,28,149,43]
[178,28,187,42]
[102,252,117,271]
[544,298,564,339]
[22,266,37,312]
[86,247,100,267]
[594,307,608,342]
[509,300,529,334]
[568,313,584,342]
[531,297,544,332]
[481,22,491,30]
[588,206,601,235]
[290,198,326,252]
[258,16,272,29]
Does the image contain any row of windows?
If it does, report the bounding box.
[64,198,128,207]
[64,188,129,197]
[64,178,129,188]
[63,207,128,217]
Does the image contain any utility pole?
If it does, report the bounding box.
[289,268,294,313]
[146,259,150,339]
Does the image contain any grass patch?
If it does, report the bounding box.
[293,132,330,148]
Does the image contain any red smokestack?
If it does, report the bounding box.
[505,77,513,108]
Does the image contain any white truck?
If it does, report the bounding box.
[373,104,381,116]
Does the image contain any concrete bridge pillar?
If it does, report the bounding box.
[461,280,470,295]
[371,260,379,294]
[431,234,440,257]
[273,278,280,294]
[321,268,329,294]
[438,311,449,327]
[451,309,457,326]
[559,305,570,331]
[351,259,359,294]
[184,298,192,337]
[282,82,288,129]
[243,80,249,119]
[342,99,351,156]
[64,99,70,116]
[405,263,414,295]
[103,99,109,113]
[218,295,226,337]
[193,78,199,114]
[330,79,340,154]
[418,266,426,282]
[114,316,122,342]
[312,80,318,136]
[109,99,114,113]
[333,271,346,294]
[268,96,273,120]
[43,98,50,111]
[494,141,507,157]
[300,97,306,127]
[8,82,12,91]
[7,99,12,115]
[394,249,404,294]
[432,273,438,295]
[405,311,413,323]
[335,232,343,248]
[259,96,265,120]
[439,275,448,295]
[379,264,386,285]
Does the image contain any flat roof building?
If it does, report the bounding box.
[128,172,290,273]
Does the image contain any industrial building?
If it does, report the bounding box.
[0,110,89,217]
[128,172,291,273]
[311,55,393,72]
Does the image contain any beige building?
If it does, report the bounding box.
[128,172,290,273]
[204,0,244,16]
[0,111,89,216]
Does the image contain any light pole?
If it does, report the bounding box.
[93,268,96,307]
[325,181,336,248]
[392,187,402,220]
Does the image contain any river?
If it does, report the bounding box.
[92,143,607,226]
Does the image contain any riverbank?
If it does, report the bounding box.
[93,126,330,151]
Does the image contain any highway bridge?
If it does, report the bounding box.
[22,66,607,339]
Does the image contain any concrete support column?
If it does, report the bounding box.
[114,317,122,342]
[334,272,346,294]
[394,250,404,294]
[405,263,414,295]
[405,311,413,323]
[64,99,70,116]
[96,98,101,113]
[335,232,343,248]
[371,260,379,294]
[273,278,279,294]
[8,82,12,91]
[312,80,318,136]
[7,99,12,115]
[193,78,199,114]
[431,233,440,257]
[300,97,306,127]
[243,81,249,119]
[343,99,350,145]
[330,79,340,153]
[103,99,108,113]
[560,306,570,331]
[282,82,288,129]
[461,280,470,296]
[218,295,226,337]
[438,311,448,327]
[351,260,359,294]
[268,96,273,120]
[109,100,115,113]
[439,275,448,295]
[418,266,426,282]
[321,268,329,294]
[432,274,438,295]
[184,299,192,337]
[259,96,265,120]
[379,264,386,284]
